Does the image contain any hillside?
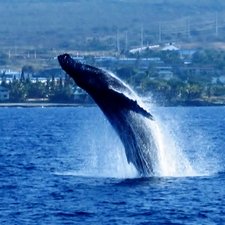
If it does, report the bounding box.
[1,0,225,50]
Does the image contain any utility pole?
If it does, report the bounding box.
[14,46,17,56]
[125,31,128,52]
[186,17,191,39]
[141,25,144,48]
[116,28,120,53]
[215,12,218,36]
[159,23,162,43]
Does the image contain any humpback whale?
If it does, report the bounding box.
[58,54,158,176]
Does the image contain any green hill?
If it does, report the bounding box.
[1,0,225,50]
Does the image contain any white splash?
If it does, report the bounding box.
[149,119,196,177]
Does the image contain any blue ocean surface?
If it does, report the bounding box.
[0,106,225,224]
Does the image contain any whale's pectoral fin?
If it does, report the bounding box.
[130,99,154,120]
[109,90,154,120]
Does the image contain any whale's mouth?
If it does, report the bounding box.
[58,54,83,80]
[58,54,75,70]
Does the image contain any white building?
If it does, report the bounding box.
[129,45,160,54]
[162,43,179,51]
[0,70,21,84]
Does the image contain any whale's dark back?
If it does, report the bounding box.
[58,54,158,176]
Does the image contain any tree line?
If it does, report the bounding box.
[1,75,74,103]
[2,48,225,105]
[118,49,225,105]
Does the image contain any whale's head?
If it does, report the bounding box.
[58,54,108,94]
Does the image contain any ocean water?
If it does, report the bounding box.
[0,106,225,224]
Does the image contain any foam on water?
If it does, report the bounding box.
[60,100,220,179]
[68,105,198,178]
[65,110,197,179]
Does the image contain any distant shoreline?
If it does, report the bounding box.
[0,101,225,108]
[0,103,95,108]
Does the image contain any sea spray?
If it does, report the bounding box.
[70,105,196,178]
[149,106,222,177]
[150,119,196,177]
[67,111,138,178]
[73,99,196,177]
[59,106,219,178]
[172,111,221,176]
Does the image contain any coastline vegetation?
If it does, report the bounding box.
[1,75,74,103]
[124,49,225,106]
[1,48,225,106]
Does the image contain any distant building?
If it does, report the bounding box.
[156,66,174,80]
[212,76,225,84]
[95,56,117,69]
[162,43,179,51]
[129,45,160,54]
[94,56,163,71]
[137,58,163,70]
[0,70,20,84]
[0,86,9,101]
[176,65,214,75]
[74,87,89,103]
[179,49,196,58]
[71,56,86,64]
[31,77,48,83]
